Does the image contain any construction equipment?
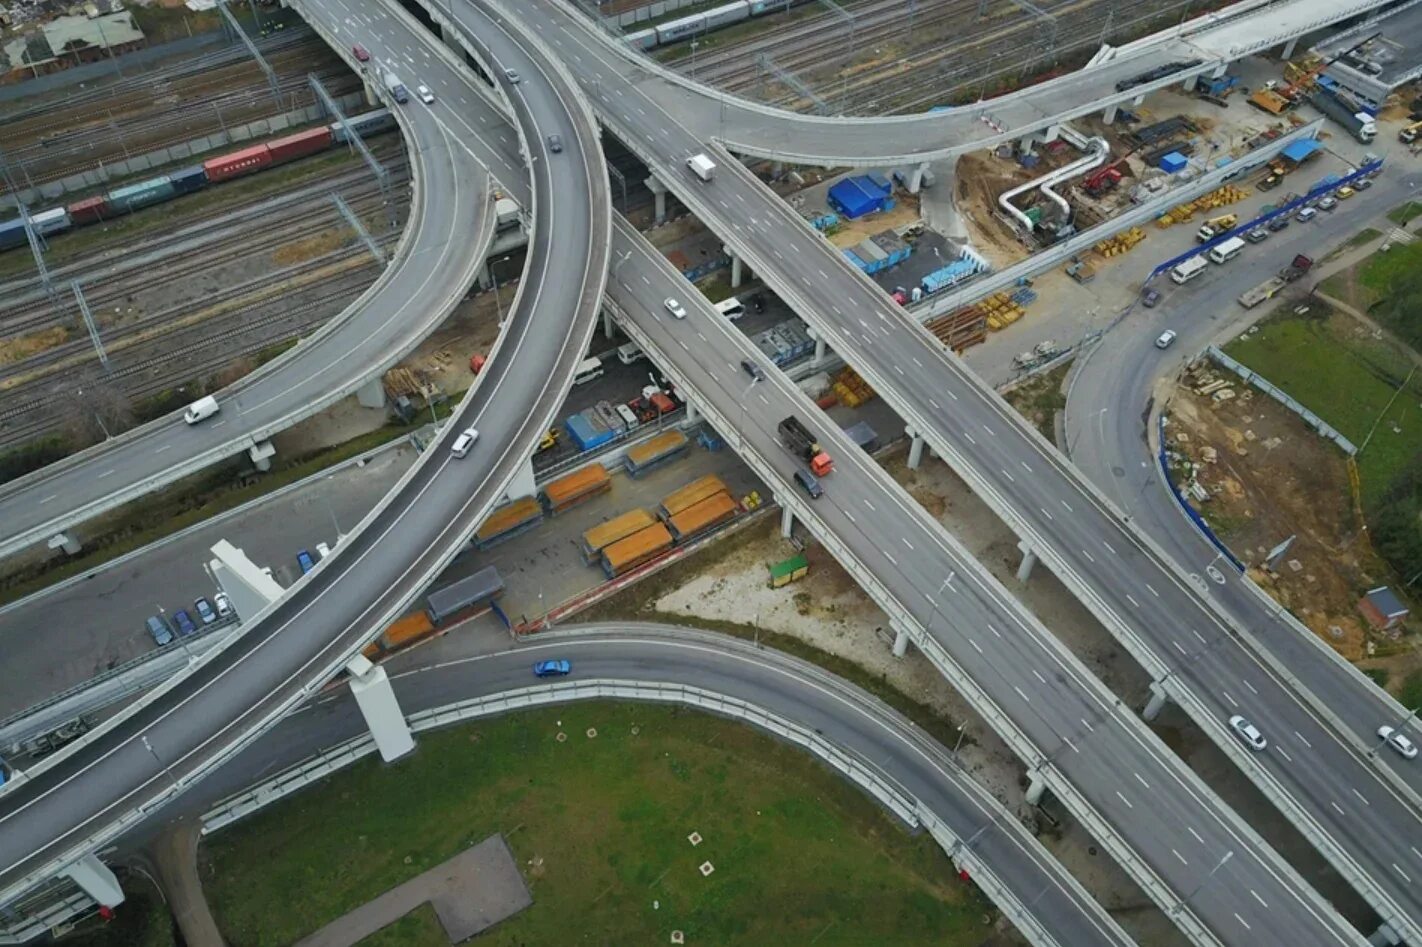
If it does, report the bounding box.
[1095,227,1146,256]
[1280,253,1314,282]
[1400,120,1422,143]
[778,416,833,476]
[1065,258,1096,283]
[1248,87,1293,114]
[1196,214,1238,242]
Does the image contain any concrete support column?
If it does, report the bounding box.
[729,250,746,288]
[1369,921,1402,946]
[1143,681,1170,722]
[477,263,493,291]
[686,401,700,424]
[1210,62,1227,79]
[770,161,783,179]
[1015,541,1038,582]
[907,161,929,194]
[906,432,926,470]
[1183,74,1199,92]
[346,654,416,762]
[363,79,379,107]
[210,539,285,621]
[1102,104,1119,125]
[1281,38,1298,60]
[602,308,616,340]
[356,377,386,409]
[1025,770,1047,806]
[1018,133,1036,156]
[644,175,668,224]
[248,440,275,472]
[780,503,794,538]
[62,854,124,908]
[813,334,828,364]
[1041,125,1061,144]
[923,162,967,242]
[501,455,536,502]
[47,532,82,556]
[892,626,910,658]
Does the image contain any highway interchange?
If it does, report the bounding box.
[1,0,1420,943]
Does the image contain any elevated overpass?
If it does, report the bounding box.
[0,0,611,916]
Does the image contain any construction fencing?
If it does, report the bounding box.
[1204,346,1358,454]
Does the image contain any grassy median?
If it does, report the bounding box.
[201,704,991,946]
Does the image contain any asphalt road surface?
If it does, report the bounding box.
[0,0,610,906]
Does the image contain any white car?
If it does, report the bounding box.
[664,297,687,319]
[450,427,480,458]
[1377,725,1419,760]
[416,84,435,105]
[213,591,235,619]
[1229,714,1267,751]
[1155,329,1177,349]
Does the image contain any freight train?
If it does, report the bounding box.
[624,0,815,51]
[0,108,398,253]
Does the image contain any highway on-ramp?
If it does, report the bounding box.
[0,0,611,908]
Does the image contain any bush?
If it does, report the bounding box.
[1400,669,1422,711]
[0,437,70,486]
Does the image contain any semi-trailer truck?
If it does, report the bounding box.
[1309,90,1376,143]
[778,416,833,476]
[383,72,410,104]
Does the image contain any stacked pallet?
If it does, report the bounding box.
[833,367,875,408]
[1094,227,1147,256]
[1155,185,1251,227]
[925,301,990,349]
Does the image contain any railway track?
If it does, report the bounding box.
[1,163,406,337]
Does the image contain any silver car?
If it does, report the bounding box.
[1377,725,1418,760]
[1229,714,1267,751]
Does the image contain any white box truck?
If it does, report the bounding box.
[184,395,220,425]
[383,72,410,105]
[687,153,716,182]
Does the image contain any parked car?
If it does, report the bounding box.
[1318,196,1339,212]
[533,659,571,677]
[1244,227,1269,243]
[1337,185,1356,199]
[1378,725,1419,760]
[1354,178,1373,191]
[1140,288,1161,308]
[214,592,235,619]
[173,609,198,637]
[1154,329,1177,349]
[503,68,520,84]
[741,358,765,382]
[352,43,370,62]
[193,597,217,625]
[1266,216,1291,232]
[1296,207,1318,223]
[450,427,480,458]
[316,542,332,559]
[664,298,687,319]
[547,134,563,153]
[145,615,174,647]
[297,550,316,574]
[416,84,435,105]
[1229,714,1267,751]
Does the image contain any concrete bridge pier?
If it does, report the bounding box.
[1369,921,1402,946]
[1281,38,1298,60]
[47,532,82,556]
[779,502,794,539]
[1183,74,1199,92]
[1102,104,1119,125]
[346,654,416,762]
[1015,541,1038,582]
[502,456,536,503]
[356,377,386,409]
[686,401,700,424]
[906,429,927,470]
[1018,133,1037,156]
[363,78,380,108]
[1025,769,1047,806]
[645,175,668,224]
[891,622,911,658]
[1143,680,1170,721]
[248,440,275,472]
[905,161,931,194]
[603,307,616,340]
[727,248,750,288]
[807,326,828,365]
[210,538,285,621]
[62,854,123,909]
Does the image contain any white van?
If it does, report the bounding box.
[1169,256,1208,285]
[183,395,220,425]
[617,341,645,365]
[1207,237,1246,265]
[713,297,745,321]
[573,356,604,386]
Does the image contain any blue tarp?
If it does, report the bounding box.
[827,174,892,219]
[1281,139,1321,163]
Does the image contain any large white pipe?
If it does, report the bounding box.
[997,125,1110,232]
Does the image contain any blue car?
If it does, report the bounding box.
[173,609,198,637]
[297,549,316,574]
[533,659,571,677]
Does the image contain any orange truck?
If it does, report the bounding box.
[778,415,833,476]
[600,522,674,578]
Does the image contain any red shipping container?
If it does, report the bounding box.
[203,144,272,183]
[266,126,333,165]
[67,194,110,225]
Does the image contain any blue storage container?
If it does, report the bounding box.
[565,412,614,452]
[108,176,175,215]
[169,165,208,195]
[0,217,26,252]
[1159,152,1188,173]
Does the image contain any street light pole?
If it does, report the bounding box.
[141,735,180,788]
[1170,850,1233,917]
[1370,705,1421,758]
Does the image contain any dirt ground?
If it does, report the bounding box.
[1165,371,1398,664]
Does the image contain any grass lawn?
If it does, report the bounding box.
[202,704,989,947]
[1224,310,1422,506]
[1388,202,1422,226]
[59,874,174,947]
[1004,361,1070,446]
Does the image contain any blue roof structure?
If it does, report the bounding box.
[827,174,892,219]
[1281,139,1322,163]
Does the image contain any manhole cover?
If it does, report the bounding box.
[1112,466,1126,478]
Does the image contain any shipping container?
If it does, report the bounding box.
[66,194,111,225]
[332,108,398,143]
[425,565,506,624]
[375,611,437,652]
[580,507,657,562]
[667,491,738,542]
[659,474,729,520]
[0,218,25,252]
[624,430,689,478]
[842,421,880,453]
[168,165,209,196]
[267,126,335,165]
[473,497,543,550]
[107,176,176,215]
[600,522,674,578]
[768,553,809,588]
[565,411,615,452]
[540,463,611,513]
[203,144,273,182]
[29,207,70,235]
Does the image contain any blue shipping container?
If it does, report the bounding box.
[0,217,26,251]
[108,176,176,215]
[1159,152,1187,173]
[565,412,614,452]
[169,165,208,195]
